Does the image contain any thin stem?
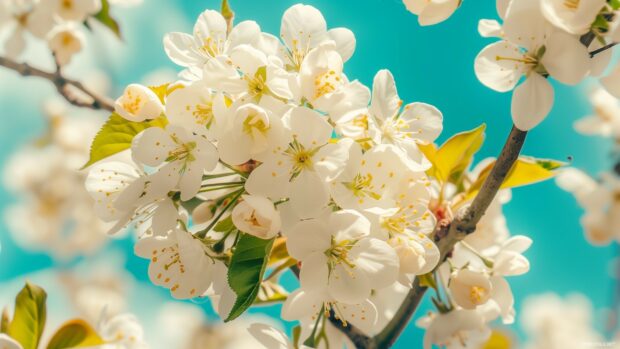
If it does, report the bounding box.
[203,172,239,180]
[198,182,245,193]
[197,189,244,238]
[219,160,248,178]
[590,42,618,57]
[0,56,114,111]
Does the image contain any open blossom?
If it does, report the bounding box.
[135,229,216,299]
[115,84,165,122]
[0,0,52,58]
[231,195,281,239]
[203,44,292,103]
[402,0,461,26]
[132,124,219,201]
[98,313,149,349]
[249,323,311,349]
[285,210,398,305]
[216,103,290,165]
[245,107,351,217]
[541,0,606,35]
[574,87,620,138]
[164,9,269,80]
[368,70,442,170]
[47,23,85,66]
[280,3,356,69]
[164,81,223,138]
[417,309,491,349]
[475,0,590,130]
[37,0,102,22]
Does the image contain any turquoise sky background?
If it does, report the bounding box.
[0,0,617,347]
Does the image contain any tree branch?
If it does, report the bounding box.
[0,56,114,112]
[372,126,528,349]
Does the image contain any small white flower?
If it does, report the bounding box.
[541,0,606,35]
[132,124,219,201]
[39,0,102,22]
[280,4,356,69]
[217,103,290,165]
[85,160,179,236]
[330,143,410,210]
[449,269,493,309]
[232,195,281,239]
[402,0,461,26]
[114,84,164,122]
[165,81,223,139]
[574,88,620,138]
[135,229,215,299]
[475,0,590,130]
[203,44,292,103]
[245,107,351,218]
[98,313,149,349]
[282,287,379,335]
[286,210,399,304]
[47,23,85,66]
[248,323,310,349]
[388,232,439,277]
[164,10,267,80]
[417,309,491,349]
[0,0,53,58]
[368,70,443,170]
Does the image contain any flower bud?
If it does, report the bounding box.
[449,269,492,309]
[192,201,214,225]
[232,195,281,239]
[115,84,164,122]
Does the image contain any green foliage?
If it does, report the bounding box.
[46,320,105,349]
[225,234,275,321]
[421,124,486,183]
[7,283,47,349]
[214,215,234,233]
[92,0,122,38]
[82,113,167,169]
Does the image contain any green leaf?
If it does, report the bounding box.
[214,215,234,233]
[418,273,437,290]
[611,0,620,10]
[225,234,275,321]
[465,157,561,200]
[82,113,167,169]
[421,124,486,183]
[46,320,105,349]
[92,0,121,39]
[292,326,302,349]
[7,283,47,349]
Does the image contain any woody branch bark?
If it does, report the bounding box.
[0,56,114,112]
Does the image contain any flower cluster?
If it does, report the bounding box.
[475,0,619,130]
[557,86,620,246]
[86,1,443,341]
[0,0,130,65]
[82,3,544,348]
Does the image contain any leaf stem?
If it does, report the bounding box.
[197,189,244,238]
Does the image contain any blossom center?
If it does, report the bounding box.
[469,286,488,305]
[189,101,214,127]
[564,0,579,10]
[324,237,357,271]
[344,173,381,202]
[314,70,341,99]
[285,140,318,177]
[200,36,224,58]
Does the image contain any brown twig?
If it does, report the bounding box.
[0,56,114,112]
[590,42,618,57]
